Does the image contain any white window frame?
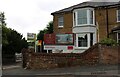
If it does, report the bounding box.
[58,16,64,28]
[75,33,90,49]
[73,8,95,27]
[117,9,120,22]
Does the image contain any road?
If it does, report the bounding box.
[1,62,120,77]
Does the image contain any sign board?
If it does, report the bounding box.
[44,34,55,45]
[27,33,36,50]
[56,34,73,45]
[44,33,74,45]
[44,45,74,50]
[27,33,36,41]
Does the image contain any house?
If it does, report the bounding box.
[44,1,120,53]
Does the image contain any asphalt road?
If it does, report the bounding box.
[1,62,120,77]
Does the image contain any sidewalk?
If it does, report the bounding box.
[2,63,119,76]
[2,62,22,70]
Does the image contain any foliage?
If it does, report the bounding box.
[0,12,6,26]
[37,21,53,40]
[37,29,46,40]
[1,12,28,55]
[46,21,53,34]
[100,38,117,46]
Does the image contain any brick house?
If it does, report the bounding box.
[44,2,120,53]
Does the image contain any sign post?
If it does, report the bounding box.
[27,33,36,52]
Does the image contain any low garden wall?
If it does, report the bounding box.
[21,44,119,69]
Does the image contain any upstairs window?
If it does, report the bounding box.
[58,16,64,27]
[74,8,94,26]
[117,9,120,22]
[89,9,94,24]
[77,9,87,25]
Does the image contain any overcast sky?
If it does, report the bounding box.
[0,0,119,38]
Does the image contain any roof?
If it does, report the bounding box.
[112,25,120,32]
[51,2,119,15]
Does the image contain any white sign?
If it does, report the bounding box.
[27,33,36,41]
[44,45,74,50]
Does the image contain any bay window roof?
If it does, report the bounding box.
[112,25,120,32]
[51,2,119,15]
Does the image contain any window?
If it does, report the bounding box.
[78,34,87,47]
[74,8,94,26]
[58,16,64,27]
[74,12,76,25]
[77,10,87,25]
[89,9,94,24]
[90,33,93,46]
[117,33,120,43]
[117,9,120,22]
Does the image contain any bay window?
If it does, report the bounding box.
[89,9,94,24]
[117,9,120,22]
[78,34,88,47]
[76,33,90,48]
[75,33,94,48]
[77,10,87,25]
[74,8,94,26]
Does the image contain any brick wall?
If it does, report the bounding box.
[95,8,119,41]
[99,45,119,64]
[53,13,73,34]
[22,44,120,69]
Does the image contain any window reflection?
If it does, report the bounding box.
[78,34,87,47]
[56,34,73,44]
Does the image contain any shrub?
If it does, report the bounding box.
[100,38,117,46]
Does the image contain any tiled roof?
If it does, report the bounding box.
[51,2,118,15]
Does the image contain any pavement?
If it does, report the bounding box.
[1,62,120,77]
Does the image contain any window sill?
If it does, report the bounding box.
[117,21,120,23]
[74,47,89,50]
[73,24,96,27]
[58,26,64,28]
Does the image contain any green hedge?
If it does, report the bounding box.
[100,38,117,46]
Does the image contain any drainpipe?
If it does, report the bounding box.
[106,7,109,38]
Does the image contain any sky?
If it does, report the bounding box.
[0,0,119,39]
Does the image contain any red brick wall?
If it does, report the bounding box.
[22,44,120,69]
[99,45,119,64]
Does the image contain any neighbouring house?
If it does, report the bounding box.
[44,1,120,53]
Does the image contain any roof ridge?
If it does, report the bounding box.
[51,1,118,15]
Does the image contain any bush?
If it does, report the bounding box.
[100,38,117,46]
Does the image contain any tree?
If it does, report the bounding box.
[0,12,6,26]
[0,12,28,64]
[0,12,8,49]
[46,21,53,34]
[37,21,53,40]
[0,12,28,54]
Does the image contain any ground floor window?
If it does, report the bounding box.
[78,34,88,47]
[90,33,93,46]
[117,33,120,43]
[76,33,94,48]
